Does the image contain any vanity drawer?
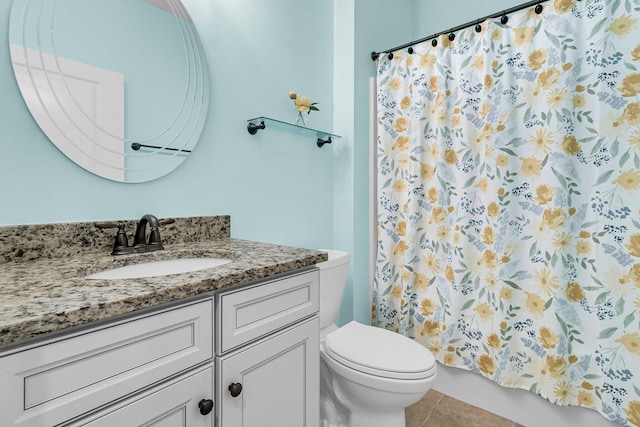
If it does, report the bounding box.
[217,270,319,353]
[0,298,213,427]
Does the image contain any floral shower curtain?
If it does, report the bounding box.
[373,0,640,425]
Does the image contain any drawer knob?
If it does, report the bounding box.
[198,399,214,415]
[229,382,243,397]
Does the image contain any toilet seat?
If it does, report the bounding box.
[324,321,436,380]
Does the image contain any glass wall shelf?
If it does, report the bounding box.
[246,116,341,148]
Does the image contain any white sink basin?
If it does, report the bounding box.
[86,258,233,280]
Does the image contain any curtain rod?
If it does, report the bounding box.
[371,0,551,61]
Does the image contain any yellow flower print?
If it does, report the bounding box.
[553,380,573,404]
[539,326,559,349]
[626,233,640,258]
[430,206,446,224]
[545,355,567,378]
[414,273,430,290]
[552,232,572,252]
[547,88,567,110]
[613,169,640,191]
[623,101,640,125]
[577,391,594,408]
[472,54,485,70]
[568,355,578,364]
[397,154,410,167]
[400,96,411,109]
[620,73,640,97]
[487,202,501,217]
[452,114,461,127]
[566,282,586,302]
[436,225,450,240]
[537,68,561,90]
[421,163,435,179]
[484,74,494,90]
[535,184,556,205]
[536,268,559,297]
[422,320,442,337]
[529,129,554,154]
[582,381,594,390]
[633,45,640,61]
[491,28,501,41]
[392,180,406,193]
[486,272,499,288]
[445,265,455,282]
[392,285,403,298]
[389,77,402,91]
[500,287,512,300]
[420,298,436,316]
[444,352,455,365]
[474,303,493,320]
[616,332,640,356]
[607,14,638,37]
[480,249,499,269]
[402,269,410,281]
[625,401,640,427]
[394,117,408,132]
[500,321,508,330]
[525,291,546,316]
[542,208,567,230]
[562,62,572,72]
[528,49,548,70]
[482,226,496,245]
[393,240,409,256]
[478,354,497,375]
[630,130,640,150]
[423,253,441,274]
[562,135,582,155]
[420,53,436,68]
[630,264,640,287]
[444,148,458,165]
[576,239,591,256]
[520,156,543,176]
[513,27,535,46]
[429,75,439,92]
[573,94,586,109]
[396,221,406,237]
[476,177,488,192]
[392,135,410,151]
[487,333,501,349]
[553,0,575,13]
[427,187,438,204]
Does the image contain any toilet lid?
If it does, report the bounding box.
[325,321,436,380]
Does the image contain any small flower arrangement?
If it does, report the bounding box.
[289,91,319,127]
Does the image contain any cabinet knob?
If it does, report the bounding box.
[228,382,243,397]
[198,399,214,415]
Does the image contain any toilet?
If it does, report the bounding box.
[317,250,436,427]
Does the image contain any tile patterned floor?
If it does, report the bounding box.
[406,390,526,427]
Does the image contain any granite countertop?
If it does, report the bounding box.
[0,216,327,349]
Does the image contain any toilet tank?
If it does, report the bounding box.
[316,250,351,330]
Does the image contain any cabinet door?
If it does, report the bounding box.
[217,317,319,427]
[70,366,214,427]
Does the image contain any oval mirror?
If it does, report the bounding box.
[8,0,209,183]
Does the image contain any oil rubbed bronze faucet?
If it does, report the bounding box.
[95,215,175,255]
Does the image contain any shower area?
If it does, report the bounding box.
[370,0,640,426]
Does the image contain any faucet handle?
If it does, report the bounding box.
[95,222,131,255]
[159,218,176,226]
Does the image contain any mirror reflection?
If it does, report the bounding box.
[9,0,209,183]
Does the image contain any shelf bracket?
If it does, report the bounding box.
[317,137,332,148]
[247,121,266,135]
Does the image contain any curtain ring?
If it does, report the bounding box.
[501,14,509,24]
[432,37,438,47]
[475,20,482,33]
[448,32,456,41]
[535,4,544,14]
[408,46,414,54]
[388,52,394,60]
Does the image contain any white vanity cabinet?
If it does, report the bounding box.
[215,270,320,427]
[0,268,320,427]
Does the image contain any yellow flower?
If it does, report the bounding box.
[513,27,535,46]
[623,101,640,125]
[630,264,640,287]
[396,221,406,237]
[444,148,458,165]
[445,265,455,282]
[620,73,640,97]
[536,268,559,297]
[392,180,406,193]
[553,0,575,13]
[420,54,436,68]
[607,14,638,37]
[500,321,508,330]
[525,291,546,316]
[487,202,500,217]
[566,282,586,302]
[547,88,567,110]
[431,206,446,224]
[537,68,561,90]
[400,96,411,109]
[426,187,438,204]
[481,249,499,269]
[394,117,408,132]
[552,232,572,252]
[389,77,402,91]
[294,95,315,113]
[528,49,548,70]
[421,163,435,180]
[529,129,553,154]
[539,327,559,349]
[484,75,494,90]
[562,63,572,72]
[436,225,450,240]
[486,272,499,288]
[545,355,567,378]
[476,177,488,192]
[553,380,573,404]
[422,320,442,337]
[482,226,496,245]
[625,401,640,427]
[578,391,594,407]
[573,94,586,109]
[542,208,567,230]
[423,253,441,274]
[414,273,430,290]
[392,285,403,298]
[474,303,493,319]
[616,332,640,356]
[487,333,501,349]
[582,381,594,390]
[561,135,581,155]
[627,233,640,258]
[613,169,640,191]
[420,298,436,316]
[568,355,578,364]
[393,240,409,256]
[478,354,497,375]
[429,75,439,92]
[500,287,512,300]
[392,135,410,151]
[444,352,455,365]
[576,239,591,256]
[496,154,509,168]
[520,156,543,176]
[535,184,556,205]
